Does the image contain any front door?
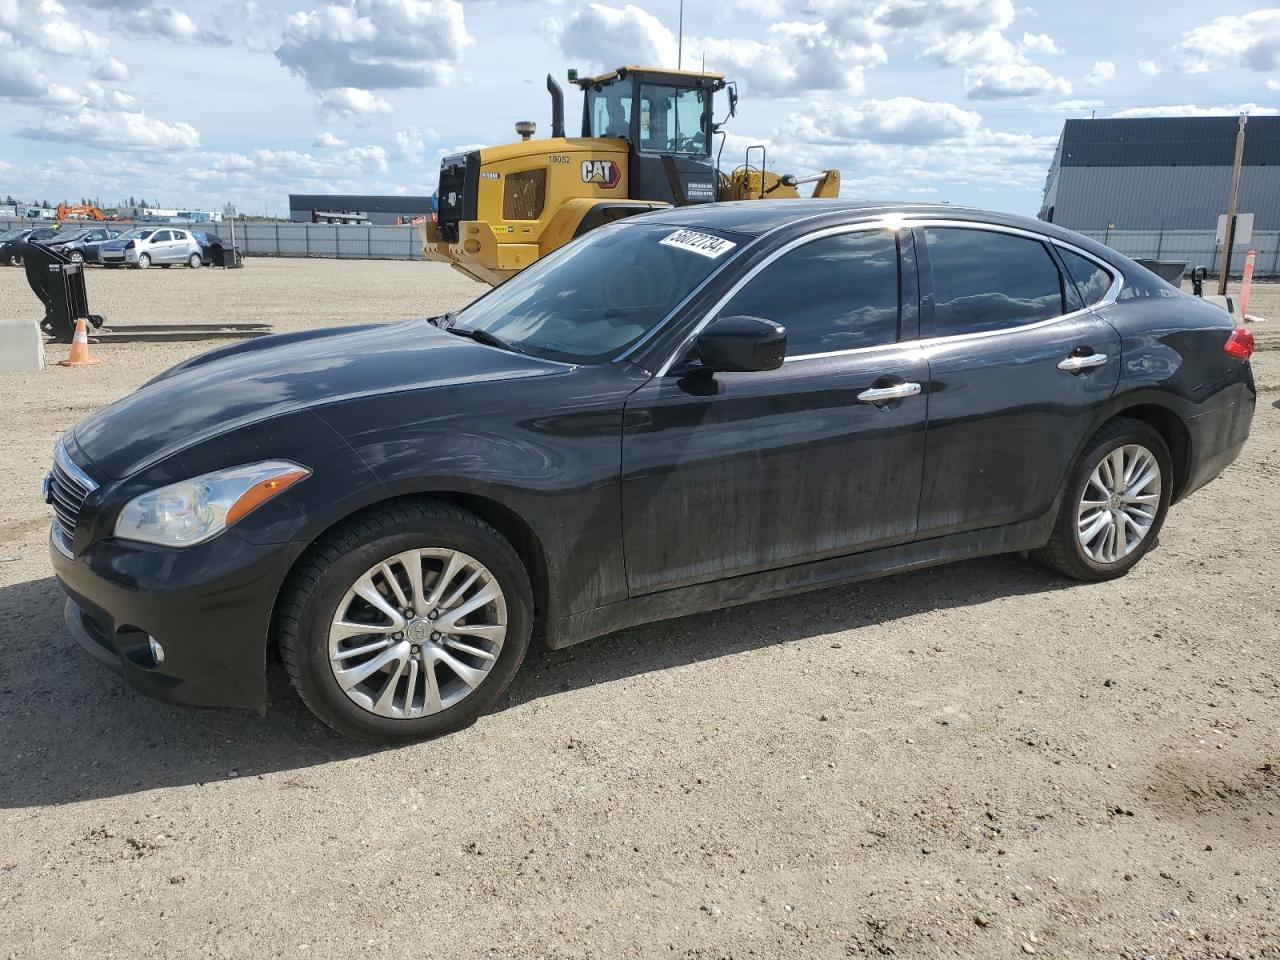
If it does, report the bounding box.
[914,225,1122,536]
[621,227,928,595]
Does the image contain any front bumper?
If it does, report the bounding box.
[50,526,300,711]
[100,248,138,265]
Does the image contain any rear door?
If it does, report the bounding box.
[621,226,929,595]
[914,224,1121,537]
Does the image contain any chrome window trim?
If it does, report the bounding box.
[654,216,1125,377]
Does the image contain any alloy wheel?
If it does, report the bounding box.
[328,548,507,719]
[1076,443,1161,563]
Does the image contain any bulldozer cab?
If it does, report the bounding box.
[574,66,725,207]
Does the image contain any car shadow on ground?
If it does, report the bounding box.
[0,555,1068,809]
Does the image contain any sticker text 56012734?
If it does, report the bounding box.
[659,229,738,259]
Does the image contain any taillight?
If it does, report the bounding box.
[1224,326,1254,360]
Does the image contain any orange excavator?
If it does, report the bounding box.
[56,203,106,221]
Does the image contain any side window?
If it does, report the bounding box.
[1058,248,1114,306]
[173,231,187,241]
[718,230,900,358]
[151,230,171,242]
[924,228,1065,336]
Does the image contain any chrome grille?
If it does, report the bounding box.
[47,441,97,552]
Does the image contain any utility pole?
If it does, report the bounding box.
[677,0,683,69]
[1217,112,1248,296]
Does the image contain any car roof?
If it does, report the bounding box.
[635,198,1075,240]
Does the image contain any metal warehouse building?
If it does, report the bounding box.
[288,194,433,226]
[1040,116,1280,231]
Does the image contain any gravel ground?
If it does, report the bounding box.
[0,259,1277,959]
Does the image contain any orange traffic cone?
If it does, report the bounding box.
[59,318,101,367]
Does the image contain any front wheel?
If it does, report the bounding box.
[1032,418,1172,581]
[188,253,201,268]
[69,251,84,264]
[278,501,533,742]
[137,253,151,269]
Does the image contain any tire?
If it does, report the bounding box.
[188,253,201,268]
[69,251,84,264]
[137,253,151,269]
[277,500,533,742]
[1031,417,1172,582]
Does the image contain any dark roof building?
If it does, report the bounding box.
[1040,116,1280,231]
[288,194,433,226]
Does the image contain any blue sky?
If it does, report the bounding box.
[1,0,1276,216]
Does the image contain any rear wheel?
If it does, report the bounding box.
[278,500,533,742]
[1032,418,1172,581]
[188,253,201,268]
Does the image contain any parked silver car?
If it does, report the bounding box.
[98,227,203,269]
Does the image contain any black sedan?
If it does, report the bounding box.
[1,226,59,265]
[46,201,1256,741]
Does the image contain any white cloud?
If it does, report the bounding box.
[0,34,86,105]
[550,2,676,68]
[393,127,437,163]
[1020,32,1061,55]
[1042,98,1102,112]
[1109,102,1279,119]
[552,4,884,95]
[1137,59,1160,77]
[782,97,983,144]
[315,87,393,123]
[965,62,1071,99]
[84,81,139,112]
[1084,60,1115,87]
[0,0,112,58]
[91,56,132,82]
[276,0,471,94]
[1176,9,1280,73]
[314,131,348,148]
[810,0,1015,43]
[19,106,201,151]
[120,6,229,45]
[697,20,885,94]
[1268,78,1280,92]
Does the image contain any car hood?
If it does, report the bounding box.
[99,239,132,250]
[73,319,566,479]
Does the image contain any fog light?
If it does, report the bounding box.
[148,636,165,665]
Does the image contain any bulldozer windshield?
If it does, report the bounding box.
[638,83,710,156]
[584,76,712,156]
[585,77,634,139]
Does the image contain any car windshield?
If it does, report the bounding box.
[0,228,26,241]
[119,229,155,240]
[448,221,744,363]
[50,230,88,243]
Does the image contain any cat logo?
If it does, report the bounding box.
[580,159,621,189]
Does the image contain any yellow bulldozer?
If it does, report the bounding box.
[423,65,840,286]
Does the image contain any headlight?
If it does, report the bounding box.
[114,461,310,547]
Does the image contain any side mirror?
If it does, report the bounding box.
[695,315,786,373]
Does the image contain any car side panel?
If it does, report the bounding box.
[917,313,1122,537]
[316,365,650,624]
[1092,291,1256,499]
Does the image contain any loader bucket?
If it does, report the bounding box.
[23,241,103,342]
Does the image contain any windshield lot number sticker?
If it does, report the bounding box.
[660,229,737,259]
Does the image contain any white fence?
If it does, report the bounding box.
[4,216,1277,275]
[1074,228,1280,277]
[234,222,424,260]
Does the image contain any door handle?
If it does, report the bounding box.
[1058,352,1108,372]
[856,382,922,404]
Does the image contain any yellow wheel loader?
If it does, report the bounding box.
[423,66,840,286]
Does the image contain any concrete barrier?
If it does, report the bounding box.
[0,316,44,372]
